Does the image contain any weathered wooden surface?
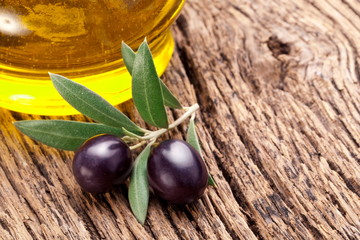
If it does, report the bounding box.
[1,0,360,239]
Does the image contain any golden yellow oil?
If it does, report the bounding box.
[0,0,185,115]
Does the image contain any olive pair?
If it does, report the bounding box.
[73,135,208,204]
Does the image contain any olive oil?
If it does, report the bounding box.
[0,0,185,115]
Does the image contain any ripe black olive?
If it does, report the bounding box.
[73,134,133,193]
[147,139,208,204]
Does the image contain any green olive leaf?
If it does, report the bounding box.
[121,41,136,74]
[14,120,124,151]
[122,42,182,109]
[208,174,216,187]
[187,117,216,187]
[160,83,183,110]
[131,40,169,128]
[186,117,202,154]
[128,142,152,224]
[49,73,144,135]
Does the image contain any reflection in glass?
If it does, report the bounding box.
[0,9,30,36]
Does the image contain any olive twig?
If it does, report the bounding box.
[129,141,148,150]
[140,103,200,141]
[168,103,199,129]
[123,104,200,150]
[190,112,196,121]
[122,128,143,138]
[122,136,141,143]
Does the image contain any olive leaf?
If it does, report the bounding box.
[186,117,202,153]
[14,120,124,151]
[122,42,182,109]
[208,174,216,187]
[186,117,216,187]
[49,73,144,135]
[131,40,169,128]
[160,83,183,110]
[122,42,136,74]
[128,142,152,224]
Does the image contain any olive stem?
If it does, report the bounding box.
[141,103,199,141]
[127,103,200,149]
[122,128,143,139]
[122,136,140,142]
[169,103,199,129]
[129,141,148,150]
[190,112,196,121]
[140,128,152,134]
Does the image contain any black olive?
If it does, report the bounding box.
[147,139,208,204]
[73,134,133,193]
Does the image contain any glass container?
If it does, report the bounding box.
[0,0,185,115]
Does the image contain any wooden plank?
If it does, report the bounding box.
[0,0,360,239]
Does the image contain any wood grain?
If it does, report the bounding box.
[1,0,360,239]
